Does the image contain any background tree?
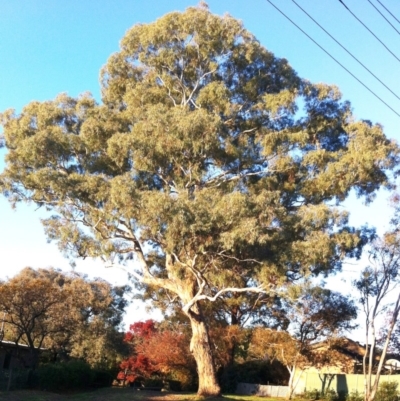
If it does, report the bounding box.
[354,226,400,401]
[285,283,357,344]
[0,267,69,368]
[59,280,129,369]
[250,329,305,400]
[0,267,129,369]
[0,4,398,396]
[250,285,357,399]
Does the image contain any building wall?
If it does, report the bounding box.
[0,345,33,369]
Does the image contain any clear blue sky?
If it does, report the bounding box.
[0,0,399,327]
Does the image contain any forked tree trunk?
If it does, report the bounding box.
[186,302,221,397]
[287,367,295,400]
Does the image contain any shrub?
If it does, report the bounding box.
[376,381,399,401]
[322,389,339,401]
[345,391,363,401]
[37,360,95,391]
[303,388,320,400]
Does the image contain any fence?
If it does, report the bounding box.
[236,382,289,397]
[237,374,400,397]
[296,372,400,395]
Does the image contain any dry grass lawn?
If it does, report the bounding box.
[0,388,277,401]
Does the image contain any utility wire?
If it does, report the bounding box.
[338,0,400,64]
[291,0,400,102]
[376,0,400,26]
[265,0,400,118]
[367,0,400,36]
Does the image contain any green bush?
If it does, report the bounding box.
[303,388,320,400]
[376,381,399,401]
[345,391,363,401]
[37,360,95,391]
[322,389,339,401]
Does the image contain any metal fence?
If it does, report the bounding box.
[236,382,289,397]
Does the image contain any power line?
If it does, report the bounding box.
[376,0,400,26]
[367,0,400,36]
[291,0,400,102]
[265,0,400,119]
[338,0,400,64]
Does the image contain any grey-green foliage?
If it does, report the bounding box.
[0,5,396,301]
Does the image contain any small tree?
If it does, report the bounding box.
[354,230,400,401]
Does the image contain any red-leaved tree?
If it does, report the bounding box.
[118,320,195,388]
[117,320,157,384]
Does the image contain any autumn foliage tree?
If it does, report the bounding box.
[1,3,398,396]
[0,267,129,369]
[118,320,195,388]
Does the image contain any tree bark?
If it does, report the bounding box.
[186,302,221,397]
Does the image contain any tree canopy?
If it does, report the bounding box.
[0,4,398,396]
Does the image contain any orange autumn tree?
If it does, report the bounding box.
[117,320,157,384]
[118,320,195,388]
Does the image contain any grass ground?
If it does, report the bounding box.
[0,388,283,401]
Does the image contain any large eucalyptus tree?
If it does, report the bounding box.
[0,4,397,395]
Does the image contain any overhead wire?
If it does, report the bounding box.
[367,0,400,36]
[376,0,400,26]
[265,0,400,118]
[291,0,400,102]
[338,0,400,64]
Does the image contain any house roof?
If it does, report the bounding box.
[0,340,46,351]
[312,337,400,365]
